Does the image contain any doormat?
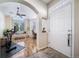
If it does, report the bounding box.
[0,42,25,58]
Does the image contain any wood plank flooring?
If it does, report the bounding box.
[11,37,37,58]
[10,37,68,58]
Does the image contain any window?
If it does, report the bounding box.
[12,16,24,32]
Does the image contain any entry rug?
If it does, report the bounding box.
[0,42,25,58]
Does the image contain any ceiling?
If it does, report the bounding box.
[41,0,52,4]
[0,2,37,19]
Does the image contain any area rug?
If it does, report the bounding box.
[0,42,25,58]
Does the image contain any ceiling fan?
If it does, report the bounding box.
[16,7,26,17]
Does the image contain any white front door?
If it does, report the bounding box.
[48,1,72,57]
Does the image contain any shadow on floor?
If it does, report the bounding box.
[0,42,25,58]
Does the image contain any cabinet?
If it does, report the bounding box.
[37,32,48,50]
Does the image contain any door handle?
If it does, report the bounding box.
[67,33,71,47]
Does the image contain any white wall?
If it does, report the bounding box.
[0,11,5,38]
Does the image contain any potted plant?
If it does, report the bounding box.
[3,29,10,36]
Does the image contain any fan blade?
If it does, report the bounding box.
[17,7,20,15]
[17,13,20,16]
[20,14,26,16]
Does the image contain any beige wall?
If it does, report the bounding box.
[4,15,13,30]
[24,18,30,32]
[74,0,79,57]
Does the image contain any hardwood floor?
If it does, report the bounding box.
[11,36,37,58]
[10,36,68,58]
[29,48,68,58]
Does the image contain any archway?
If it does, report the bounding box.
[0,2,40,57]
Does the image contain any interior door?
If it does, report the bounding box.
[49,2,72,57]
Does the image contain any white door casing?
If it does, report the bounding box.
[48,0,72,57]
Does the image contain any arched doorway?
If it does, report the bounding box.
[0,2,39,57]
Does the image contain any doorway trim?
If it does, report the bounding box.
[71,0,75,57]
[48,0,74,57]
